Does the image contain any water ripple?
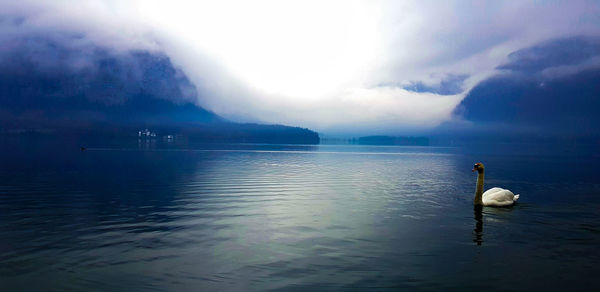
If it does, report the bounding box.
[2,143,600,290]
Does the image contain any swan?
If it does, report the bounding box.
[472,162,519,206]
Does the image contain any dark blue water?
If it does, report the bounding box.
[1,137,600,291]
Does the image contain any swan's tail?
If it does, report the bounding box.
[513,194,520,201]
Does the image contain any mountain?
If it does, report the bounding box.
[0,34,319,144]
[442,36,600,144]
[358,136,429,146]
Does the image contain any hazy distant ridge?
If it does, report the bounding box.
[358,136,429,146]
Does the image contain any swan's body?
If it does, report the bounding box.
[472,163,519,207]
[481,187,519,207]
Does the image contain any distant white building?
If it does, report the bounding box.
[138,129,156,138]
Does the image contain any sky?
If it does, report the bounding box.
[1,0,600,135]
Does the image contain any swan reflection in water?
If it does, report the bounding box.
[472,205,517,246]
[473,205,484,245]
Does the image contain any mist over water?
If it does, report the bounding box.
[1,138,599,290]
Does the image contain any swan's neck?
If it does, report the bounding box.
[474,170,484,205]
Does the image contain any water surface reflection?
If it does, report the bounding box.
[473,205,483,246]
[1,138,600,290]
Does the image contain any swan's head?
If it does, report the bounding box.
[472,162,485,173]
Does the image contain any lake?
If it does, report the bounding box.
[1,137,600,291]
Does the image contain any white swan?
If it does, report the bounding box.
[472,162,519,206]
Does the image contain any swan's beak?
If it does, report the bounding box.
[472,168,476,172]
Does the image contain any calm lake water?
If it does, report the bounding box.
[1,137,600,291]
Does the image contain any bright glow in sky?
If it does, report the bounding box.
[139,0,379,99]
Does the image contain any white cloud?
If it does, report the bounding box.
[540,55,600,79]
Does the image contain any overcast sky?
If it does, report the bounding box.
[2,0,600,134]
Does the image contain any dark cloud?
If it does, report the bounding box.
[402,74,469,95]
[1,32,198,104]
[0,14,25,26]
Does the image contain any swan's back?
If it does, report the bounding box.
[482,187,519,206]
